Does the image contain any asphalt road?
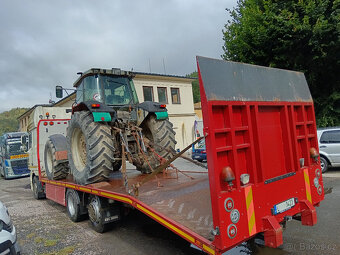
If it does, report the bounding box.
[0,166,339,255]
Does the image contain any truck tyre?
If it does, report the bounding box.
[134,116,176,173]
[32,176,46,200]
[44,135,69,180]
[87,196,108,233]
[67,111,115,185]
[66,189,87,222]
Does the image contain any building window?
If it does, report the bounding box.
[143,86,154,101]
[157,87,168,104]
[171,88,180,104]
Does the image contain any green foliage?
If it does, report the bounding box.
[0,108,29,135]
[223,0,340,127]
[187,71,201,103]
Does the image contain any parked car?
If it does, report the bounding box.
[0,201,20,255]
[191,138,206,162]
[317,127,340,173]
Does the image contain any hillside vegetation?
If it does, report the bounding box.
[0,108,29,135]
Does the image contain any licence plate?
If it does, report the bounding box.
[273,198,296,215]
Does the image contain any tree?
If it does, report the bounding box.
[0,108,29,136]
[223,0,340,126]
[187,71,201,103]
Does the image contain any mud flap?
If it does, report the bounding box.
[262,216,283,248]
[300,200,317,226]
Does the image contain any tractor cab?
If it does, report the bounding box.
[56,68,139,107]
[73,69,139,107]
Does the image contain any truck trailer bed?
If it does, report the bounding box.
[41,160,216,253]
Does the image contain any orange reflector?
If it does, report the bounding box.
[92,104,100,108]
[46,112,50,117]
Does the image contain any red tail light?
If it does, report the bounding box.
[92,104,100,108]
[49,122,54,126]
[43,122,48,126]
[160,104,166,108]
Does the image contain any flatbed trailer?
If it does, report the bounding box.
[31,57,324,254]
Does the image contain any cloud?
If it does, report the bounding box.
[0,0,235,113]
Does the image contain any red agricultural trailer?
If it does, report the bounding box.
[30,57,324,254]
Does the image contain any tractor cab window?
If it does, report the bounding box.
[83,75,103,103]
[102,76,137,105]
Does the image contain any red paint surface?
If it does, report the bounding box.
[197,60,324,253]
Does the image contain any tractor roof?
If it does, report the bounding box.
[73,68,133,87]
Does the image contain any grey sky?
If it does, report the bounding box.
[0,0,236,113]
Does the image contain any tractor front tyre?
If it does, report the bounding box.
[67,111,115,185]
[44,135,69,180]
[134,116,176,173]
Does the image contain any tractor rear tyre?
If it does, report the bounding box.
[67,111,115,185]
[44,135,69,180]
[134,115,176,173]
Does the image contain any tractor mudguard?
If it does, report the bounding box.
[137,102,168,125]
[72,101,117,122]
[138,101,167,113]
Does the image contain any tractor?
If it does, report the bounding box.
[47,68,176,185]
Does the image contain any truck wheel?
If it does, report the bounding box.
[32,176,46,200]
[66,189,87,222]
[320,157,329,173]
[67,111,115,185]
[44,135,69,180]
[87,196,108,233]
[134,116,176,173]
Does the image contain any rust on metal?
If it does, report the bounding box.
[55,150,67,161]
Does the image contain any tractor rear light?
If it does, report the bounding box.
[160,104,166,108]
[43,122,48,126]
[92,104,100,108]
[240,174,250,185]
[49,122,54,126]
[221,166,235,186]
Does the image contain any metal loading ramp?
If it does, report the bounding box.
[196,56,321,251]
[197,56,312,102]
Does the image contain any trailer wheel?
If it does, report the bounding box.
[44,135,69,180]
[87,196,108,233]
[67,111,115,185]
[32,176,45,200]
[133,116,176,173]
[66,189,87,222]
